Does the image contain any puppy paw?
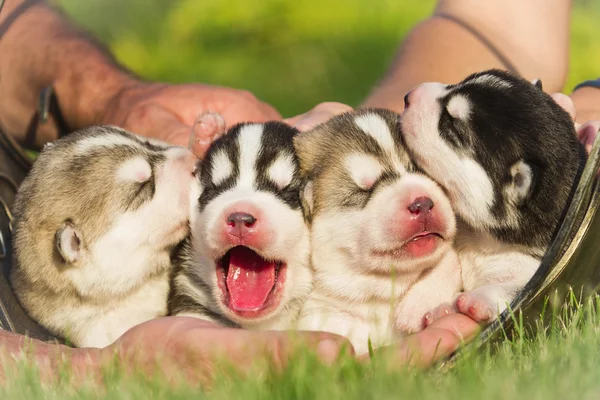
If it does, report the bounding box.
[395,306,429,334]
[456,292,496,323]
[423,303,459,327]
[189,111,226,158]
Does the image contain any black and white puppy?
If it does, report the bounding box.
[401,69,587,322]
[294,109,462,355]
[169,122,312,330]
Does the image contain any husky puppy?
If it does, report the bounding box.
[11,126,198,348]
[401,69,587,322]
[293,109,462,355]
[169,121,312,330]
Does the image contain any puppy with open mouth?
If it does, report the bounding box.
[169,121,313,330]
[293,108,462,355]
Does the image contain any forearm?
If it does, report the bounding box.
[0,329,102,384]
[363,0,571,112]
[0,0,138,147]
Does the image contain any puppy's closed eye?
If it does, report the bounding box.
[344,153,383,191]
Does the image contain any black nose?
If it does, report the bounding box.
[404,91,412,109]
[227,212,257,227]
[408,197,434,215]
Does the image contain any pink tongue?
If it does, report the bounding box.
[226,247,276,311]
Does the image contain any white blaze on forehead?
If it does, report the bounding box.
[237,124,264,188]
[211,150,233,186]
[75,134,144,154]
[354,114,395,155]
[354,113,406,174]
[116,157,152,182]
[446,94,471,120]
[268,153,296,190]
[466,74,512,89]
[345,153,383,190]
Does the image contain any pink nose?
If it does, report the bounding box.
[408,196,434,216]
[226,212,257,239]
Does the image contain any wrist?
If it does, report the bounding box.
[54,56,141,131]
[571,86,600,123]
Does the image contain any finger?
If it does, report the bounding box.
[577,121,600,154]
[189,111,227,158]
[363,313,481,368]
[551,93,576,121]
[285,102,353,132]
[184,327,353,370]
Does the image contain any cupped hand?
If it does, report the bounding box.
[102,82,281,155]
[83,313,480,386]
[365,313,481,368]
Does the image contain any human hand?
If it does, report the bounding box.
[365,313,481,368]
[101,82,281,156]
[67,313,478,386]
[284,102,353,132]
[551,92,599,154]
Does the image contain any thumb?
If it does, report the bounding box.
[188,111,227,158]
[551,93,577,121]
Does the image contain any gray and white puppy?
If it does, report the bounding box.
[169,121,312,330]
[293,109,462,355]
[11,126,197,348]
[401,69,587,322]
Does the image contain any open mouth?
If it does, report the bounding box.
[216,246,286,318]
[372,232,444,258]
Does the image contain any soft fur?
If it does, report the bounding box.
[11,126,197,348]
[401,69,587,321]
[169,121,312,330]
[294,108,462,355]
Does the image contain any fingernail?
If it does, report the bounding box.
[316,339,342,365]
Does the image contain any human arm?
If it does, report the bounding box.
[0,0,279,152]
[362,0,571,112]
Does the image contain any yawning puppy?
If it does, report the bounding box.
[401,69,587,323]
[169,121,312,330]
[293,108,462,355]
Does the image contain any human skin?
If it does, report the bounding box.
[0,315,481,386]
[0,0,280,154]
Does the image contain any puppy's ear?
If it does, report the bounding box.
[293,128,325,174]
[55,221,82,264]
[531,78,543,91]
[299,180,314,222]
[506,160,534,205]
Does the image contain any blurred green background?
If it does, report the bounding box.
[57,0,600,119]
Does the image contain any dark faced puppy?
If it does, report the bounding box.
[401,69,587,322]
[170,122,312,330]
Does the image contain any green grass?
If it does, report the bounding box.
[3,295,600,399]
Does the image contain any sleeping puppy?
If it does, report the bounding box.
[169,121,313,330]
[11,126,198,348]
[401,69,587,323]
[293,108,462,355]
